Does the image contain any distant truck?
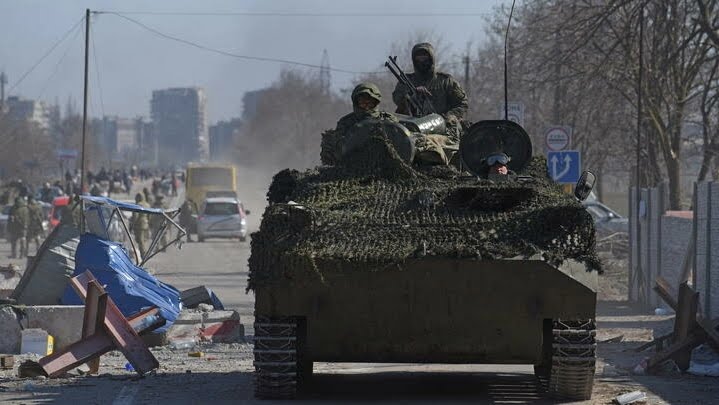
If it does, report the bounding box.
[185,164,237,206]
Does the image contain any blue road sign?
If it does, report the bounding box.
[547,150,581,184]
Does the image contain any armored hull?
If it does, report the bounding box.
[249,121,599,400]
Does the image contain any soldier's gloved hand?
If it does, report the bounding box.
[444,114,458,126]
[415,86,432,97]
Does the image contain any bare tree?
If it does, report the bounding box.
[476,0,719,209]
[697,0,719,48]
[236,69,348,171]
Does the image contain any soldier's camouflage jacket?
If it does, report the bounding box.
[391,42,468,123]
[321,83,397,166]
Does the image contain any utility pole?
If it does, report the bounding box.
[80,8,90,194]
[319,49,331,95]
[0,71,7,108]
[463,54,470,97]
[632,3,646,304]
[552,31,562,124]
[637,7,644,189]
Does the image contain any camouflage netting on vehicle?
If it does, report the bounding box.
[248,134,600,291]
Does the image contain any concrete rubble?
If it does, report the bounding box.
[165,304,244,347]
[0,305,85,354]
[0,264,22,299]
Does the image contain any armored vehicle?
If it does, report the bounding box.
[249,120,599,400]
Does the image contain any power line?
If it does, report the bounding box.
[8,16,86,94]
[103,12,383,75]
[95,11,492,17]
[37,21,84,99]
[0,21,83,150]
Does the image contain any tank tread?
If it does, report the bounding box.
[253,336,298,341]
[254,316,300,399]
[254,338,297,351]
[547,319,596,401]
[255,349,297,355]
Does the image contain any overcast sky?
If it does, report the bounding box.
[0,0,507,122]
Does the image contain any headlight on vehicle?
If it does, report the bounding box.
[241,218,246,226]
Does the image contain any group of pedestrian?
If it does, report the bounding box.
[130,190,173,259]
[7,194,46,258]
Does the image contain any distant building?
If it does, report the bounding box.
[209,118,241,161]
[5,96,51,132]
[151,87,208,167]
[136,118,156,167]
[241,89,269,122]
[90,116,157,167]
[99,116,138,155]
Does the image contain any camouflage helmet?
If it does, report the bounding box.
[351,82,382,105]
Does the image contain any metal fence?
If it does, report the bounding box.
[695,182,719,320]
[629,181,719,318]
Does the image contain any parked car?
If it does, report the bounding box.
[197,197,249,242]
[582,200,628,235]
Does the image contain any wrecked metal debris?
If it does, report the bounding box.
[614,391,647,405]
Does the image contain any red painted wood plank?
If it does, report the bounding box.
[71,272,158,375]
[38,306,163,377]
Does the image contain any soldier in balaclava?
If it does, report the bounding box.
[392,43,469,165]
[392,42,468,125]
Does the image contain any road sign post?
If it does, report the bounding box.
[544,126,572,151]
[499,102,525,127]
[547,150,581,184]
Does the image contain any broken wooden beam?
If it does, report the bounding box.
[70,271,159,375]
[698,318,719,354]
[81,280,107,374]
[654,276,678,311]
[38,307,162,377]
[38,271,163,378]
[633,332,673,353]
[672,283,699,370]
[646,333,704,372]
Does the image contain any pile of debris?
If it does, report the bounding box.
[0,264,22,299]
[0,196,243,380]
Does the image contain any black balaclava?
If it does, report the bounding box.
[411,42,436,81]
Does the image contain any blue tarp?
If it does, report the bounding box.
[62,234,181,333]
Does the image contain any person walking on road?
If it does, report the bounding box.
[171,173,178,197]
[130,193,150,260]
[26,195,45,255]
[179,199,197,242]
[8,197,29,258]
[150,195,169,250]
[143,187,152,205]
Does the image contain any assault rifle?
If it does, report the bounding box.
[385,56,435,117]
